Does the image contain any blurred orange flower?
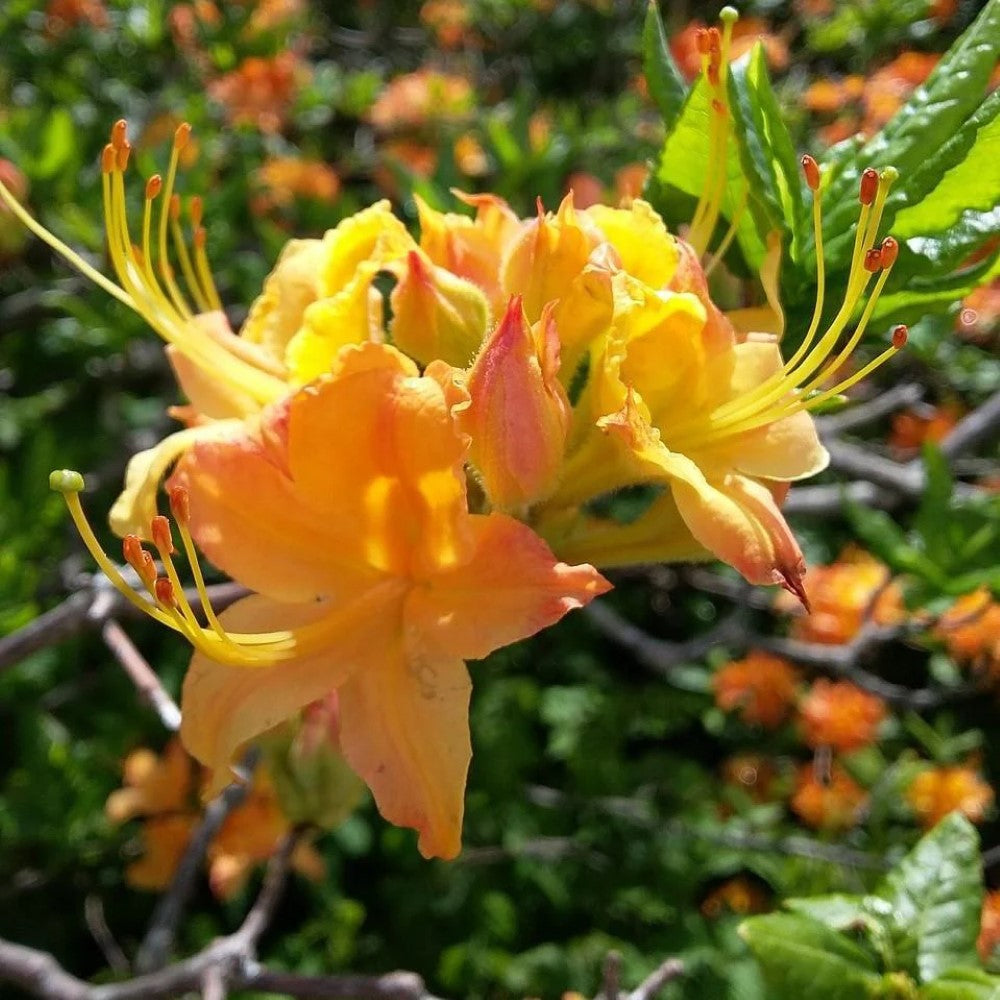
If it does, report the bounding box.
[126,815,197,891]
[907,765,994,830]
[169,0,220,60]
[241,0,304,35]
[721,754,780,803]
[0,160,29,258]
[791,763,868,831]
[713,652,800,728]
[979,890,1000,961]
[889,401,964,452]
[614,163,649,204]
[936,590,1000,674]
[700,876,771,918]
[369,69,474,130]
[140,114,201,169]
[420,0,473,49]
[454,133,489,176]
[252,157,341,215]
[44,0,109,36]
[208,52,307,133]
[106,738,194,824]
[564,172,605,210]
[776,548,904,645]
[958,279,1000,344]
[798,679,886,753]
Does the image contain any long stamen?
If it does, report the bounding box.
[157,124,195,319]
[169,195,211,313]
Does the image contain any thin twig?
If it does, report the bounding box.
[83,897,129,977]
[939,389,1000,460]
[626,959,685,1000]
[815,382,923,435]
[101,620,181,731]
[600,951,622,1000]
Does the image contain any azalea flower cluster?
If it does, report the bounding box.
[0,21,910,854]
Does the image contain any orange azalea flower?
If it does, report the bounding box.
[979,890,1000,961]
[957,279,1000,344]
[106,738,194,824]
[43,0,109,36]
[454,133,489,176]
[251,156,341,215]
[126,815,197,891]
[775,548,904,645]
[241,0,305,35]
[713,652,800,728]
[614,163,649,204]
[936,590,1000,674]
[420,0,473,49]
[720,754,780,803]
[798,679,886,753]
[369,69,473,131]
[790,763,868,831]
[889,401,964,452]
[700,876,771,918]
[168,0,221,63]
[907,765,994,830]
[564,172,606,210]
[208,52,306,134]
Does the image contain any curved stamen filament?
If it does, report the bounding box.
[169,197,211,314]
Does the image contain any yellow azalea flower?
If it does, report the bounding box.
[53,342,609,859]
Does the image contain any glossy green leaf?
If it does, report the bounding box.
[642,0,686,133]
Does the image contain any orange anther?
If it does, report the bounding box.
[168,486,190,525]
[859,168,878,205]
[116,140,131,173]
[174,122,192,150]
[189,195,203,227]
[169,193,181,220]
[151,515,175,554]
[100,144,115,174]
[696,27,711,54]
[154,577,177,608]
[111,119,128,150]
[145,174,163,200]
[863,248,882,273]
[123,533,145,569]
[707,27,721,56]
[193,226,206,249]
[892,324,908,349]
[801,154,820,191]
[880,236,899,268]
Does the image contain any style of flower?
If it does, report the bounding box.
[712,652,800,729]
[790,762,868,831]
[906,764,994,830]
[797,679,886,753]
[774,547,904,645]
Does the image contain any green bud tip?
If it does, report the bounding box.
[720,6,739,23]
[49,469,85,494]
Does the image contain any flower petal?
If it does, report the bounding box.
[181,587,403,796]
[407,513,610,662]
[337,635,471,860]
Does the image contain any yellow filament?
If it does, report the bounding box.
[156,143,193,319]
[781,183,826,373]
[141,193,157,285]
[176,517,230,638]
[154,537,204,632]
[703,186,748,276]
[194,239,224,312]
[170,215,212,313]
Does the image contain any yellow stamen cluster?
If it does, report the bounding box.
[48,470,309,669]
[666,159,907,452]
[0,120,286,406]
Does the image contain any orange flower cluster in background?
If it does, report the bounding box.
[790,762,868,831]
[798,679,886,753]
[979,890,1000,962]
[958,279,1000,346]
[106,739,325,897]
[43,0,109,36]
[936,590,1000,677]
[251,156,341,216]
[420,0,474,49]
[775,547,904,645]
[906,764,994,831]
[889,401,964,453]
[713,652,801,728]
[700,876,771,919]
[368,68,474,131]
[208,52,308,133]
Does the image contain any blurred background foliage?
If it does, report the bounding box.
[0,0,998,997]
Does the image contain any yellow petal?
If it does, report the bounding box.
[110,419,244,540]
[585,199,679,288]
[319,200,414,297]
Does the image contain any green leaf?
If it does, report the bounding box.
[920,969,1000,999]
[740,913,881,1000]
[914,444,956,566]
[819,0,1000,270]
[878,814,983,983]
[785,895,874,932]
[32,109,76,180]
[642,0,687,133]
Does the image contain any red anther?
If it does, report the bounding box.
[859,167,878,205]
[123,533,145,569]
[154,577,177,608]
[100,144,115,174]
[695,27,711,54]
[711,97,726,115]
[168,486,190,525]
[189,195,203,226]
[116,140,131,173]
[707,27,721,56]
[879,236,899,268]
[193,226,206,249]
[174,122,192,150]
[169,193,181,220]
[145,174,163,200]
[801,154,820,191]
[892,324,908,349]
[151,515,175,554]
[111,119,128,149]
[864,248,882,272]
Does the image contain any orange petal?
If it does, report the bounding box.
[337,637,471,860]
[407,513,610,662]
[181,587,405,796]
[286,343,472,577]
